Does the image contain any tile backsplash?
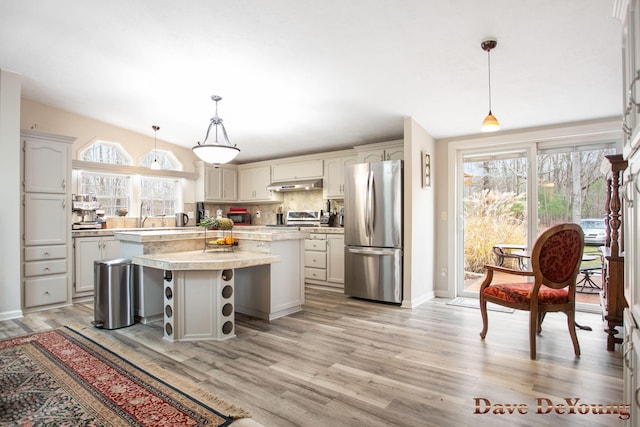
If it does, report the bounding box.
[195,190,343,226]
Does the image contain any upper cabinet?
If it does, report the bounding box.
[23,135,70,193]
[195,162,237,202]
[271,159,323,181]
[622,0,640,157]
[354,140,404,163]
[324,154,357,199]
[238,165,283,203]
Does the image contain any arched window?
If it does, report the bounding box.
[79,141,132,165]
[140,150,182,171]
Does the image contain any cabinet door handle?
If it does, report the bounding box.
[44,267,50,271]
[43,251,49,256]
[62,200,66,208]
[629,70,640,108]
[62,179,66,189]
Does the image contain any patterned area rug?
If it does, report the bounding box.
[447,297,515,313]
[0,326,250,426]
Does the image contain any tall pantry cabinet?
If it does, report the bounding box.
[620,0,640,424]
[21,130,75,312]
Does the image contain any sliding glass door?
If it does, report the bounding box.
[461,151,528,296]
[457,141,614,308]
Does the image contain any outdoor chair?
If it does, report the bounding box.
[479,223,585,360]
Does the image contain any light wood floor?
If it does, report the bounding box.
[1,287,624,426]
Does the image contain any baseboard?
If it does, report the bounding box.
[0,309,23,321]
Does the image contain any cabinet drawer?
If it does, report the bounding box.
[305,239,327,251]
[309,233,327,240]
[24,245,67,261]
[24,275,67,307]
[24,259,67,277]
[305,268,327,281]
[305,251,327,268]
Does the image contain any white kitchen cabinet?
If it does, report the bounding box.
[622,0,640,159]
[21,130,75,311]
[621,2,640,422]
[304,232,344,289]
[324,155,357,198]
[73,236,121,295]
[23,135,69,194]
[355,140,404,163]
[271,159,324,181]
[327,234,345,285]
[195,162,237,202]
[24,193,68,246]
[238,165,283,202]
[623,309,637,427]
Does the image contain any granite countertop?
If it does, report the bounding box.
[132,250,280,270]
[73,226,344,239]
[113,228,309,243]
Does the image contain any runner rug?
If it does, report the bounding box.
[0,326,250,426]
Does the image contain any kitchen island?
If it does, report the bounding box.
[115,228,307,341]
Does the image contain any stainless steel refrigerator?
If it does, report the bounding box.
[344,160,403,303]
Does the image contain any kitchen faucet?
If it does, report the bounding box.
[139,201,149,228]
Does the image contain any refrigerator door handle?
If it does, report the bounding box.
[348,247,397,256]
[366,170,374,237]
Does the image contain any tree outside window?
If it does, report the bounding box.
[140,178,178,217]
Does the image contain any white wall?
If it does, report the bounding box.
[0,70,23,320]
[402,117,436,307]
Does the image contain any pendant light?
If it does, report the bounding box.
[192,95,240,166]
[481,39,500,132]
[150,125,161,170]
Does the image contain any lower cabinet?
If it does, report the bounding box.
[23,244,69,309]
[624,308,640,426]
[73,236,120,297]
[327,234,345,285]
[304,232,344,289]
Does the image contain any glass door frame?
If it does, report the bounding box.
[456,143,537,298]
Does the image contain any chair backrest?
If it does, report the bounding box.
[529,223,584,290]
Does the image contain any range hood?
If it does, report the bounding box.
[267,178,323,192]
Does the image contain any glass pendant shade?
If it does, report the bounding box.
[150,159,161,170]
[481,110,500,132]
[480,39,500,132]
[192,95,240,165]
[192,144,240,164]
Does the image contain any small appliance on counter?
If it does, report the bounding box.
[71,194,102,229]
[265,210,322,228]
[196,202,206,224]
[226,208,251,225]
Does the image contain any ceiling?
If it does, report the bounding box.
[0,1,623,163]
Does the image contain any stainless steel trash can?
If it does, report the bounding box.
[94,258,135,329]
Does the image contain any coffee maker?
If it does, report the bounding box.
[72,195,101,229]
[196,202,206,225]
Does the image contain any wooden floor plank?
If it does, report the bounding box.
[0,287,624,426]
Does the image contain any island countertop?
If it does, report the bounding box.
[114,228,309,243]
[132,250,280,270]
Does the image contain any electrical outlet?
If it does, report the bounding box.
[441,267,447,277]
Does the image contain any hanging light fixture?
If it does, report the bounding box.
[150,125,161,170]
[481,39,500,132]
[192,95,240,165]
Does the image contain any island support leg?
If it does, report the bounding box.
[163,268,236,342]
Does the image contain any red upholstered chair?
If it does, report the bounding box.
[479,223,584,360]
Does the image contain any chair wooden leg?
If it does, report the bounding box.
[567,311,581,357]
[537,312,546,334]
[530,308,538,360]
[479,295,489,339]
